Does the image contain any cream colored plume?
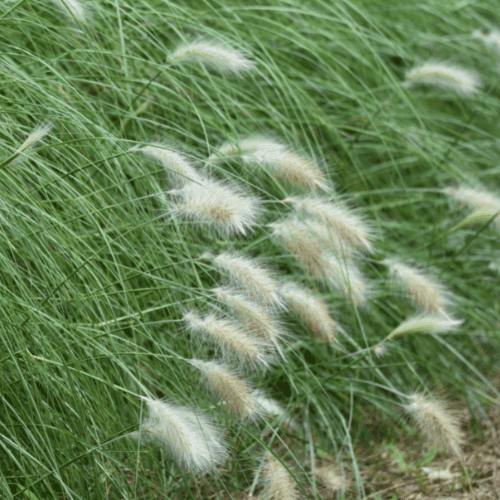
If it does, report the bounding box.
[263,454,299,500]
[388,313,463,340]
[9,122,53,166]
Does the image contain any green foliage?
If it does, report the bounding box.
[0,0,499,498]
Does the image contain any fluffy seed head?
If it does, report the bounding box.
[168,40,255,75]
[190,359,257,419]
[406,393,465,456]
[388,313,463,340]
[270,218,367,305]
[253,391,299,430]
[405,62,481,95]
[315,465,350,492]
[10,122,53,165]
[444,186,500,228]
[285,196,374,253]
[213,287,286,351]
[51,0,87,22]
[207,251,283,308]
[263,454,299,500]
[137,143,201,185]
[473,29,500,54]
[168,177,262,237]
[372,343,388,358]
[209,135,285,161]
[136,398,228,472]
[280,283,341,343]
[184,311,272,367]
[384,259,452,314]
[249,149,329,191]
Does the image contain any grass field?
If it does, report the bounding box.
[1,0,500,498]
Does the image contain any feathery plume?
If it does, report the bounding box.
[315,465,350,492]
[280,283,341,343]
[209,135,285,162]
[444,186,500,228]
[168,40,255,75]
[387,313,463,340]
[135,398,228,472]
[473,29,500,54]
[285,196,374,253]
[263,454,299,500]
[136,143,201,185]
[190,359,257,419]
[10,122,52,165]
[213,287,285,346]
[372,343,388,358]
[406,393,465,456]
[383,259,452,314]
[270,218,367,305]
[184,311,272,367]
[51,0,87,22]
[206,251,283,308]
[422,467,459,481]
[405,62,481,95]
[248,149,329,191]
[253,391,299,430]
[168,177,262,237]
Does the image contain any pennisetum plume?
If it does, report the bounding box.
[262,454,299,500]
[280,283,342,343]
[168,176,262,237]
[133,397,228,473]
[51,0,87,22]
[168,39,255,75]
[8,122,53,166]
[253,391,299,430]
[205,251,283,308]
[270,217,367,306]
[383,259,452,314]
[209,135,285,162]
[135,143,201,185]
[184,311,272,367]
[387,313,463,340]
[405,62,481,95]
[315,465,350,492]
[444,186,500,229]
[285,196,374,253]
[405,392,465,456]
[213,287,286,356]
[190,359,258,419]
[473,29,500,54]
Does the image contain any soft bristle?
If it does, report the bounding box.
[405,62,481,95]
[209,251,283,308]
[137,398,228,473]
[280,283,341,343]
[184,311,272,367]
[286,196,374,253]
[168,177,262,237]
[138,143,200,185]
[388,313,463,339]
[263,454,299,500]
[210,135,285,161]
[406,393,465,456]
[384,259,451,314]
[169,40,255,75]
[190,359,257,419]
[315,465,350,492]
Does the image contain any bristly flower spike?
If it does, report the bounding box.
[204,251,284,308]
[263,454,299,500]
[405,62,481,95]
[184,311,272,368]
[383,259,452,315]
[473,29,500,54]
[284,196,374,253]
[315,465,350,492]
[212,287,286,358]
[405,392,465,456]
[444,186,500,229]
[190,359,258,419]
[9,122,53,166]
[280,283,343,343]
[168,177,262,237]
[209,135,285,162]
[168,39,255,75]
[387,313,463,340]
[135,143,201,185]
[253,390,299,430]
[134,398,228,473]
